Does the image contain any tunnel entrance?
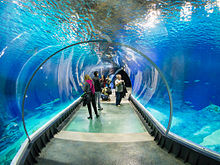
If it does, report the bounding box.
[116,69,132,87]
[111,68,132,88]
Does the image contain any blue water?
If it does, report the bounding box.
[0,0,220,164]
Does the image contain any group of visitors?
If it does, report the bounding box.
[79,71,127,119]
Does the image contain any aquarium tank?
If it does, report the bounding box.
[0,0,219,164]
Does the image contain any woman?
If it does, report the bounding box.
[100,75,106,88]
[115,74,124,106]
[106,75,111,88]
[79,74,99,119]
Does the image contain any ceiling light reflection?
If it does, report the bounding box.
[217,0,220,9]
[180,2,193,22]
[205,2,214,14]
[139,9,161,29]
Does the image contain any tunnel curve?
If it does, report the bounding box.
[21,40,173,142]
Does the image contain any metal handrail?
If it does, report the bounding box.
[21,40,173,142]
[109,42,173,135]
[21,40,107,141]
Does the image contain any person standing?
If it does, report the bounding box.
[93,71,103,111]
[106,75,111,88]
[100,75,106,88]
[79,74,99,119]
[115,74,124,107]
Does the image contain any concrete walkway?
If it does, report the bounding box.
[36,91,186,165]
[55,131,153,143]
[64,103,146,133]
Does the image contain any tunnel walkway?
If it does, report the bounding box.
[35,95,185,165]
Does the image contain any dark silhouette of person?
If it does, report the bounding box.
[100,75,106,88]
[92,71,103,110]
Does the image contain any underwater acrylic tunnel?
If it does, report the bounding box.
[0,0,220,164]
[20,40,173,142]
[11,40,220,165]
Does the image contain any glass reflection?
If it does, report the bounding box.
[0,0,220,164]
[180,2,193,22]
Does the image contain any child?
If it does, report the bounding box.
[101,87,111,101]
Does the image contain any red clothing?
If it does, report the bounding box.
[100,79,106,87]
[86,80,95,94]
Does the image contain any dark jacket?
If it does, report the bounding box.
[82,81,95,106]
[92,76,102,92]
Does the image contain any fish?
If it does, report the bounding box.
[184,101,192,105]
[26,47,39,55]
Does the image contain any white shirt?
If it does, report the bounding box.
[115,79,123,92]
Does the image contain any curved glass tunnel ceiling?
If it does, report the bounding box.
[0,0,220,164]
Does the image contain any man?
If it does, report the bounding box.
[115,74,124,107]
[93,71,103,110]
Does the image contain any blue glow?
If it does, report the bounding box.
[0,0,220,164]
